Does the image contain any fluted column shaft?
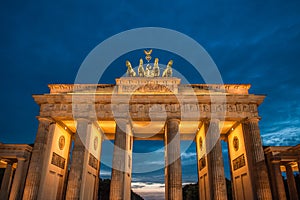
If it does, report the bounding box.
[226,137,235,200]
[165,118,182,200]
[285,164,299,200]
[93,150,101,200]
[243,118,272,199]
[207,119,227,200]
[0,162,14,200]
[9,158,26,200]
[65,119,89,200]
[273,162,286,200]
[110,119,133,200]
[22,117,54,200]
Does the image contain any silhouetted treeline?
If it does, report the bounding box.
[182,178,232,200]
[96,175,300,200]
[182,183,199,200]
[98,179,144,200]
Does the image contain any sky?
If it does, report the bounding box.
[1,0,300,199]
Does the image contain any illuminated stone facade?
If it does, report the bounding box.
[0,144,32,200]
[0,77,299,200]
[264,145,300,200]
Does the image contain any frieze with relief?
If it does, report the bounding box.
[40,102,258,116]
[120,84,176,94]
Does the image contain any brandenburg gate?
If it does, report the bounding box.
[21,56,274,200]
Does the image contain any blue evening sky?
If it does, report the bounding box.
[1,0,300,197]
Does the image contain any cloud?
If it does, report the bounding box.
[132,182,165,200]
[181,152,196,159]
[132,181,196,200]
[262,126,300,146]
[100,170,111,177]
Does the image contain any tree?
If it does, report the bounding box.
[98,179,144,200]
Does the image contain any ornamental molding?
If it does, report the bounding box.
[47,83,251,95]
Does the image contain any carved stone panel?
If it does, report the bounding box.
[232,154,246,171]
[88,153,98,170]
[199,156,206,171]
[51,152,66,169]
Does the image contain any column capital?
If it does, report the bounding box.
[4,160,14,165]
[271,159,282,164]
[115,118,131,131]
[115,117,130,123]
[284,162,294,167]
[245,117,261,123]
[205,118,220,132]
[75,117,94,124]
[209,118,220,124]
[36,116,55,123]
[202,118,220,129]
[16,157,26,161]
[166,118,181,123]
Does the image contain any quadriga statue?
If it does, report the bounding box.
[162,60,173,77]
[126,60,136,77]
[153,58,160,77]
[138,58,145,77]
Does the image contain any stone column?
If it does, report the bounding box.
[65,118,89,199]
[110,119,133,200]
[285,164,299,200]
[9,158,26,200]
[272,162,286,200]
[164,127,169,200]
[243,118,272,199]
[22,117,55,200]
[165,118,182,200]
[93,158,101,200]
[93,130,103,200]
[0,162,14,200]
[206,119,227,200]
[19,155,31,200]
[195,125,201,200]
[226,136,235,200]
